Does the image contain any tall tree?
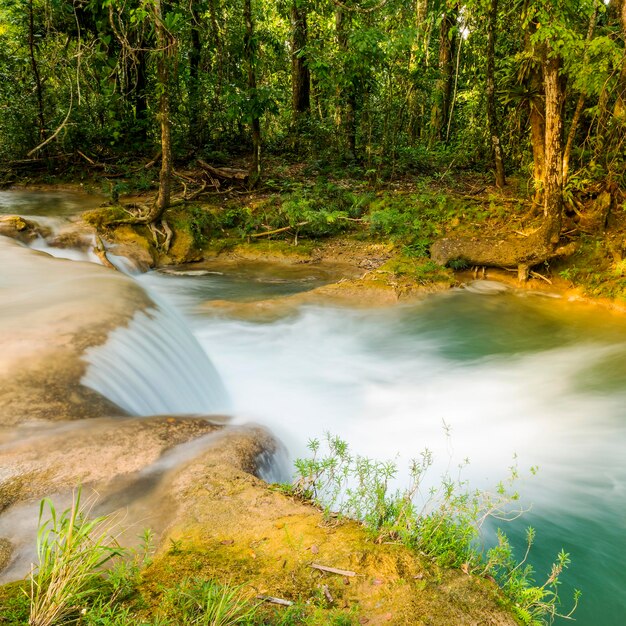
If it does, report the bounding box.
[542,41,563,247]
[486,0,506,187]
[244,0,261,185]
[335,7,357,159]
[430,1,458,144]
[291,0,310,123]
[153,0,174,220]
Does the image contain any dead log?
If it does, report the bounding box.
[197,159,249,184]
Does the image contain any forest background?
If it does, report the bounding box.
[2,0,626,289]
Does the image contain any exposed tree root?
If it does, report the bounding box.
[94,235,116,270]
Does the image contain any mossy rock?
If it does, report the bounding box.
[82,205,130,229]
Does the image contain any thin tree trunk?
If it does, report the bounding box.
[244,0,261,186]
[563,0,598,182]
[291,0,310,122]
[486,0,506,187]
[189,2,203,146]
[155,0,173,219]
[208,0,224,98]
[28,0,46,143]
[133,48,148,144]
[335,8,356,159]
[613,0,626,120]
[408,0,429,141]
[542,46,564,247]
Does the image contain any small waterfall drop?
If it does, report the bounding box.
[81,301,229,416]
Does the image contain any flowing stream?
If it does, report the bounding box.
[2,190,626,624]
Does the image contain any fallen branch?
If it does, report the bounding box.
[28,80,73,157]
[251,221,309,238]
[310,563,357,577]
[144,151,162,169]
[256,595,293,607]
[529,270,553,284]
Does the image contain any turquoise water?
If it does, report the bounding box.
[145,277,626,625]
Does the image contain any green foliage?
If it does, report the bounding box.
[184,206,220,247]
[484,530,580,626]
[289,433,579,625]
[240,181,374,240]
[158,577,260,625]
[368,192,472,253]
[0,581,30,625]
[29,488,124,626]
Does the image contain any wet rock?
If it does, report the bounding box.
[0,415,226,508]
[47,224,94,250]
[105,224,157,270]
[0,239,152,426]
[0,215,48,243]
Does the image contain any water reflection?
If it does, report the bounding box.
[0,190,103,216]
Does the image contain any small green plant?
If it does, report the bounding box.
[288,432,579,626]
[448,257,469,270]
[28,488,125,626]
[484,529,580,626]
[160,577,260,625]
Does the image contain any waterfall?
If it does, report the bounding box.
[81,301,230,416]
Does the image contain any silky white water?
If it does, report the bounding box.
[127,272,626,625]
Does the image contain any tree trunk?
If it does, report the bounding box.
[154,0,173,220]
[613,0,626,120]
[429,4,457,145]
[133,48,148,144]
[542,46,564,247]
[189,2,203,146]
[486,0,506,188]
[208,0,224,99]
[244,0,261,186]
[28,0,46,144]
[407,0,429,141]
[335,8,357,159]
[291,0,310,122]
